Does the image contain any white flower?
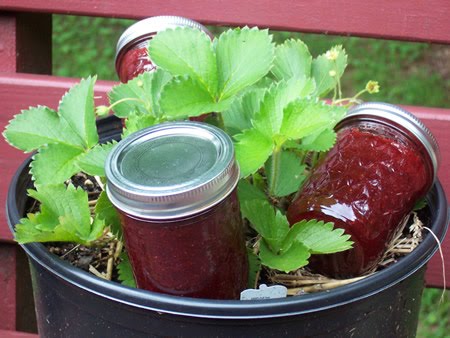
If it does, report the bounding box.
[326,48,339,61]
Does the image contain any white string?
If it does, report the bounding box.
[423,226,447,304]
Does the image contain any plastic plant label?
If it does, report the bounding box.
[240,284,288,300]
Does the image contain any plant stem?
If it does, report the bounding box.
[106,241,115,280]
[286,276,367,294]
[268,145,282,196]
[337,74,343,100]
[333,91,366,106]
[61,244,80,259]
[102,97,147,116]
[110,97,144,109]
[216,112,225,130]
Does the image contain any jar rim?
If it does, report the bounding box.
[338,102,440,181]
[115,16,213,65]
[105,121,240,220]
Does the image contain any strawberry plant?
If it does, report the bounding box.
[3,25,381,285]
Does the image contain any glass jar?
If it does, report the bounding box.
[115,16,213,82]
[287,102,440,278]
[105,122,248,299]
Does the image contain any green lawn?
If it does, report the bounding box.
[52,15,450,337]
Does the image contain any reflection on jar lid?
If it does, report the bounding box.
[338,102,440,181]
[105,121,239,220]
[115,16,213,63]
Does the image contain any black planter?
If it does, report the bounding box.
[6,116,449,338]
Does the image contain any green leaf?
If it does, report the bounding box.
[160,77,231,118]
[45,184,90,236]
[109,68,172,118]
[216,27,274,100]
[150,69,173,116]
[3,106,83,152]
[77,141,117,177]
[272,39,312,81]
[95,191,122,236]
[259,238,310,273]
[59,214,104,243]
[30,143,84,185]
[122,113,158,138]
[58,76,98,148]
[108,72,153,118]
[15,217,80,244]
[298,128,337,152]
[234,129,273,178]
[292,219,353,254]
[247,248,261,289]
[250,172,267,195]
[5,78,105,185]
[15,184,103,244]
[297,77,317,98]
[117,252,137,288]
[242,200,289,252]
[27,189,63,232]
[84,216,106,242]
[148,27,218,95]
[222,87,266,135]
[237,179,268,212]
[280,99,346,140]
[266,150,306,197]
[312,45,347,97]
[253,78,315,139]
[413,198,427,211]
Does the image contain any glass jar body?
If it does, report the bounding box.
[287,120,434,278]
[116,39,156,83]
[119,189,248,299]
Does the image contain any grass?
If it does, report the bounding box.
[52,15,450,337]
[52,16,134,80]
[418,289,450,338]
[53,15,450,108]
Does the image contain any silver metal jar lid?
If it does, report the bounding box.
[340,102,441,181]
[105,122,240,220]
[115,16,213,62]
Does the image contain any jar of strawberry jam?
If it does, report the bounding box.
[287,102,440,278]
[105,122,248,299]
[115,16,213,82]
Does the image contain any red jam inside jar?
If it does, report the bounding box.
[105,122,248,299]
[116,40,156,83]
[287,103,440,278]
[118,190,247,299]
[115,16,213,83]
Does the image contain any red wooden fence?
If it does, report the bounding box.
[1,0,450,43]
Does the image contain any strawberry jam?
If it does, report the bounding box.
[116,40,156,83]
[115,16,213,83]
[105,122,248,299]
[118,190,247,299]
[287,103,439,278]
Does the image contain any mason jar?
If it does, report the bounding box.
[105,122,248,299]
[287,102,440,278]
[115,16,213,82]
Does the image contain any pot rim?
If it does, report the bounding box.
[6,156,449,320]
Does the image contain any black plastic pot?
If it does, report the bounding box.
[6,116,449,338]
